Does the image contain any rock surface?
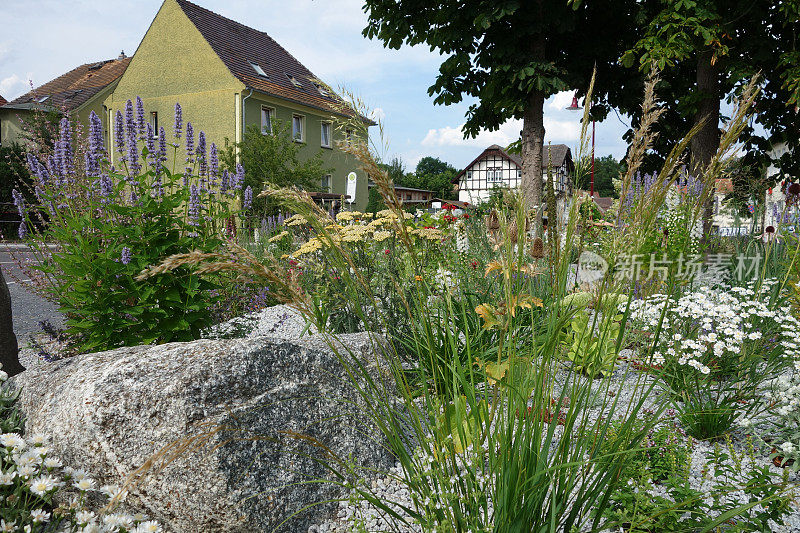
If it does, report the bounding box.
[0,265,23,377]
[12,332,396,532]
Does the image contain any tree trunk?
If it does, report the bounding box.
[691,49,721,238]
[522,90,546,228]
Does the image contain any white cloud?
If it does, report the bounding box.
[0,74,31,100]
[369,107,386,122]
[548,91,577,111]
[421,116,580,148]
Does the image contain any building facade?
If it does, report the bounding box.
[105,0,371,209]
[453,144,573,205]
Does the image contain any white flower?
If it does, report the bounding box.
[0,371,7,382]
[28,474,58,496]
[747,331,762,340]
[17,465,36,478]
[0,433,26,450]
[0,471,15,485]
[0,520,15,533]
[737,417,752,428]
[134,521,162,533]
[781,441,796,455]
[103,513,134,530]
[28,434,47,446]
[75,510,96,526]
[30,509,50,523]
[74,477,96,492]
[43,457,61,469]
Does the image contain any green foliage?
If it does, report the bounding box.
[32,170,228,353]
[572,155,622,198]
[560,293,625,378]
[221,122,331,216]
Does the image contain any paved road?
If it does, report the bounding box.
[0,245,63,344]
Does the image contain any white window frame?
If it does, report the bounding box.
[320,121,332,148]
[292,114,305,143]
[249,61,268,78]
[261,106,274,135]
[321,174,332,192]
[487,167,504,185]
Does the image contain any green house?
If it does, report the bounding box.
[106,0,371,210]
[0,55,130,149]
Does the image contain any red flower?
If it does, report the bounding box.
[384,249,391,255]
[470,260,478,269]
[463,214,470,219]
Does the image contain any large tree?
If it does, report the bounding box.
[362,0,639,231]
[612,0,800,234]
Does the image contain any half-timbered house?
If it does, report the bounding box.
[453,144,574,205]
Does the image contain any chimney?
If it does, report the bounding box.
[118,50,127,60]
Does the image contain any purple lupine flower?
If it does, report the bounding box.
[135,96,146,139]
[243,186,253,210]
[174,103,182,140]
[188,184,201,228]
[120,247,132,265]
[26,153,40,179]
[114,110,126,157]
[18,222,27,239]
[196,131,207,177]
[277,212,284,226]
[209,142,218,181]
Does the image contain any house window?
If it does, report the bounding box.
[261,106,274,134]
[286,73,302,88]
[345,128,353,146]
[292,114,305,142]
[150,111,158,137]
[320,122,331,148]
[249,61,268,78]
[314,83,329,97]
[321,174,331,192]
[487,167,503,184]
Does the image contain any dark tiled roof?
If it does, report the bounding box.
[0,95,6,106]
[3,58,130,113]
[455,143,573,182]
[175,0,360,119]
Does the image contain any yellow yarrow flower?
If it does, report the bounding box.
[268,231,289,243]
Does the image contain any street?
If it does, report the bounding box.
[0,244,63,344]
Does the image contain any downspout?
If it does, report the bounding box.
[241,88,253,153]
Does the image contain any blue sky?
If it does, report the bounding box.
[0,0,632,171]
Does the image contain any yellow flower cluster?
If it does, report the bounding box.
[412,227,444,242]
[268,231,289,243]
[284,214,309,227]
[373,230,392,242]
[295,238,323,256]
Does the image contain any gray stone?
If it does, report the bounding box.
[11,333,396,531]
[0,266,23,377]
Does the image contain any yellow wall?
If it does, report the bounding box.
[0,110,27,148]
[106,0,242,166]
[244,93,369,209]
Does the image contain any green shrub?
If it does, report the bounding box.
[17,101,247,353]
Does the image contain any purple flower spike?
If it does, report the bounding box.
[114,110,126,156]
[146,123,156,161]
[174,103,183,140]
[158,126,167,160]
[86,111,104,177]
[18,222,27,240]
[12,189,25,218]
[125,100,135,139]
[135,97,146,139]
[189,184,200,227]
[209,142,218,180]
[196,131,207,177]
[221,169,229,193]
[185,122,194,163]
[55,117,73,181]
[99,173,113,203]
[120,247,132,265]
[234,163,244,190]
[243,186,253,210]
[127,127,140,175]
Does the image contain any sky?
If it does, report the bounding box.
[0,0,633,172]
